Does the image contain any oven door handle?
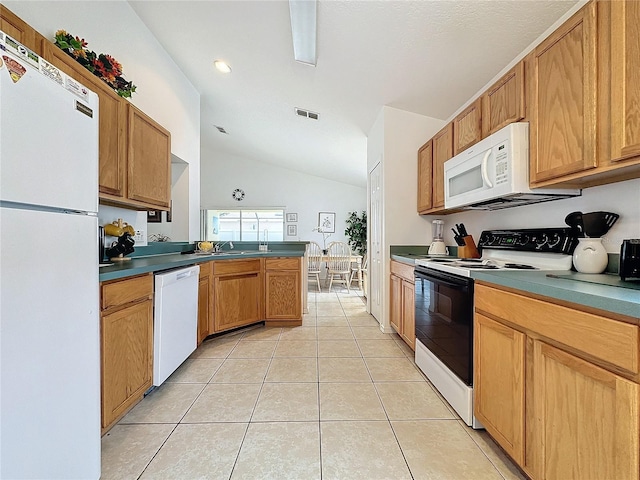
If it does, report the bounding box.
[415,269,472,289]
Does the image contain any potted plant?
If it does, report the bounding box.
[345,211,367,256]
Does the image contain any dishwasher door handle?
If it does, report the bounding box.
[177,270,194,280]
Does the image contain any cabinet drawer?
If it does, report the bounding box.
[101,274,153,310]
[265,257,300,270]
[475,284,639,374]
[213,259,261,276]
[390,260,415,283]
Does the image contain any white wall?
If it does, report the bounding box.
[367,106,446,330]
[5,0,201,241]
[441,178,640,253]
[200,150,366,246]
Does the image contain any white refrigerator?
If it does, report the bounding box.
[0,32,101,478]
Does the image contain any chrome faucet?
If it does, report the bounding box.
[214,241,234,252]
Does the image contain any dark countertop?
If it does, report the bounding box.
[100,243,306,282]
[390,251,640,320]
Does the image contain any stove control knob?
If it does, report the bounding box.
[480,233,494,246]
[536,234,549,249]
[517,235,529,246]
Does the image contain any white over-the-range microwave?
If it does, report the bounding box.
[444,122,581,210]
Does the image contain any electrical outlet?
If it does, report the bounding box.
[134,229,145,243]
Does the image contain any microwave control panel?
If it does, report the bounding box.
[493,142,509,185]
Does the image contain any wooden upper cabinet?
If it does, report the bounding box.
[481,62,526,137]
[432,123,453,209]
[453,98,482,155]
[40,41,128,199]
[417,140,433,213]
[529,2,598,184]
[610,0,640,164]
[0,5,39,54]
[127,105,171,209]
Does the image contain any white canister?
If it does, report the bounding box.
[572,238,608,274]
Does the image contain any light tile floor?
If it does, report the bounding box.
[101,288,526,480]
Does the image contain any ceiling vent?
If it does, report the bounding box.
[295,107,319,120]
[215,125,228,134]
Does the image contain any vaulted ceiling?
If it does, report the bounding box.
[129,0,579,187]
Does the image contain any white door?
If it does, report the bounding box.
[369,162,382,322]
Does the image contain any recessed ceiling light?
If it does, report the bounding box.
[214,60,232,73]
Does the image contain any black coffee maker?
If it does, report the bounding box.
[620,239,640,281]
[105,232,136,261]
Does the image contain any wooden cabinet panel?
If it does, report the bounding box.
[214,269,262,332]
[40,41,128,199]
[265,257,299,270]
[101,274,153,310]
[532,340,639,480]
[389,273,402,334]
[474,313,525,464]
[432,123,453,209]
[214,259,261,276]
[529,2,598,183]
[197,276,212,344]
[400,280,415,349]
[390,260,415,283]
[0,5,39,53]
[453,98,482,155]
[610,0,640,164]
[265,270,301,320]
[481,62,526,137]
[101,299,153,430]
[475,283,639,375]
[417,140,433,213]
[127,106,171,209]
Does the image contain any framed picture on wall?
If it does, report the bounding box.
[318,212,335,233]
[147,210,161,223]
[287,224,297,236]
[286,213,298,223]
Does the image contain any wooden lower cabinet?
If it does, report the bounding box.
[474,313,525,464]
[265,257,302,325]
[100,274,153,432]
[531,340,640,480]
[197,261,213,344]
[389,260,415,350]
[474,282,640,480]
[212,259,263,333]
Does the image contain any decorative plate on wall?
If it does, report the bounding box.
[232,188,245,201]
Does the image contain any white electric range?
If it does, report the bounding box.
[413,228,576,428]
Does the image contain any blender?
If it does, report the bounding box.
[428,219,447,255]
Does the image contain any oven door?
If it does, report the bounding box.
[414,266,474,386]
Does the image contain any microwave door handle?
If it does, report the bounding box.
[481,149,493,188]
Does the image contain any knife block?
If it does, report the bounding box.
[458,236,480,259]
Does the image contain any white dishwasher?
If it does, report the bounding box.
[153,264,200,386]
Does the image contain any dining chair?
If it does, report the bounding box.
[327,241,352,292]
[349,253,367,289]
[307,241,323,292]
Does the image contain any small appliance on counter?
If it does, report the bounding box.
[566,211,619,274]
[428,219,447,255]
[620,239,640,281]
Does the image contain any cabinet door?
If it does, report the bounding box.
[481,62,525,137]
[127,105,171,209]
[197,276,211,344]
[610,1,640,164]
[400,279,415,350]
[417,140,433,213]
[432,123,453,209]
[41,41,127,199]
[214,272,262,332]
[474,313,525,464]
[532,340,639,480]
[389,274,402,334]
[529,2,598,183]
[101,300,153,429]
[265,270,301,320]
[0,6,39,53]
[453,98,482,155]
